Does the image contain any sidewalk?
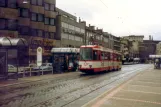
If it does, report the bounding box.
[0,72,78,87]
[84,69,161,107]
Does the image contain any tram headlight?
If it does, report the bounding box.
[89,65,92,68]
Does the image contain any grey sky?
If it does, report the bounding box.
[57,0,161,40]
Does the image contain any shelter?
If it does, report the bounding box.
[0,37,29,80]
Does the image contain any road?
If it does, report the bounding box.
[0,64,152,107]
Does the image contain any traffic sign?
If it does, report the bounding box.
[37,47,42,66]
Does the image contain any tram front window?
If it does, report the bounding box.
[80,48,92,60]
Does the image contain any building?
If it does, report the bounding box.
[139,40,161,62]
[156,42,161,55]
[113,36,121,51]
[0,0,58,63]
[85,25,103,46]
[123,35,144,42]
[55,8,85,48]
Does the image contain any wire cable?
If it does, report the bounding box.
[99,0,108,9]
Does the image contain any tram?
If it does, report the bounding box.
[78,45,122,73]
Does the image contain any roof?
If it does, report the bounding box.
[51,48,80,53]
[0,37,28,47]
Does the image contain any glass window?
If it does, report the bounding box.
[44,3,49,10]
[8,20,17,30]
[45,17,49,24]
[62,33,68,39]
[93,50,98,60]
[38,30,43,37]
[45,32,49,38]
[8,0,17,8]
[38,0,43,6]
[31,29,37,36]
[80,48,93,61]
[31,0,37,5]
[31,13,37,21]
[38,14,44,22]
[0,19,6,30]
[19,8,29,18]
[50,18,55,25]
[0,0,6,7]
[50,4,55,11]
[18,26,29,35]
[50,32,54,39]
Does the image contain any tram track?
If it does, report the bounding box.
[31,65,149,107]
[0,65,151,107]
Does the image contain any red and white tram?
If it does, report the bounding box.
[79,45,122,73]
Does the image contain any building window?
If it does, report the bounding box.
[8,0,17,8]
[50,32,54,39]
[7,20,17,30]
[19,8,29,18]
[50,18,55,25]
[31,29,37,36]
[38,30,43,37]
[45,32,49,38]
[38,14,44,22]
[50,4,55,11]
[38,0,43,6]
[31,13,37,21]
[18,26,29,35]
[31,0,37,5]
[0,0,6,7]
[0,19,6,30]
[45,17,49,24]
[62,33,68,39]
[44,3,49,10]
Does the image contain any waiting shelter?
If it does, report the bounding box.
[0,37,29,80]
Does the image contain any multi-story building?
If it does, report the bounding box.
[113,36,121,51]
[85,25,103,46]
[55,8,85,48]
[156,42,161,55]
[0,0,58,63]
[123,35,144,42]
[139,40,161,62]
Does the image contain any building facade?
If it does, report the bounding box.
[0,0,58,63]
[55,8,85,48]
[113,36,120,51]
[139,40,161,62]
[156,42,161,55]
[123,35,144,42]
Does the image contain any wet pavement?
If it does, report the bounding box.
[0,64,152,107]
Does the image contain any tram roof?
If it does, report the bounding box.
[51,48,80,53]
[80,45,121,54]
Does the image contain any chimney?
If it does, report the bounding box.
[149,35,151,40]
[79,17,81,22]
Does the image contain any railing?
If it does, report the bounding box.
[16,67,54,78]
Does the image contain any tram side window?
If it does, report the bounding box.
[101,52,104,60]
[104,52,108,60]
[93,50,98,60]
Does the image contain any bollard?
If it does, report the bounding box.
[30,67,32,76]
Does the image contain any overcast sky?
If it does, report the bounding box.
[57,0,161,40]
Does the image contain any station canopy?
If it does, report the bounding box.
[0,37,28,47]
[149,55,161,58]
[51,48,80,53]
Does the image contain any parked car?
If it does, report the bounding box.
[33,63,53,71]
[8,64,24,72]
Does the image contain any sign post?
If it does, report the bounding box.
[37,47,42,67]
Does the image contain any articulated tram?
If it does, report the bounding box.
[78,45,122,73]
